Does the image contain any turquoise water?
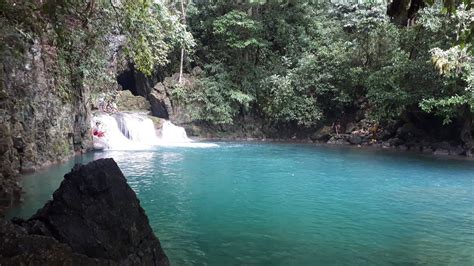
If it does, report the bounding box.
[8,143,474,265]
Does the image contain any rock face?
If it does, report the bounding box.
[126,69,198,124]
[149,83,173,119]
[0,38,91,211]
[0,5,128,211]
[0,158,169,265]
[115,90,151,112]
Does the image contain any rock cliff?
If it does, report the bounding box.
[0,37,90,211]
[0,1,127,212]
[0,158,169,265]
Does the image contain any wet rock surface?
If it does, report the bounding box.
[0,158,169,266]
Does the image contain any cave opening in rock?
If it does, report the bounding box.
[117,69,138,96]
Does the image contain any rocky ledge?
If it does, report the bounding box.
[0,158,169,265]
[311,122,473,157]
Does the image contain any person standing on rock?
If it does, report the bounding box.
[98,94,105,112]
[332,120,341,136]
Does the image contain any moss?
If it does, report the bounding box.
[51,139,71,157]
[53,53,74,103]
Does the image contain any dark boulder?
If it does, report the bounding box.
[387,137,404,147]
[396,123,425,141]
[311,126,333,142]
[1,158,169,266]
[348,134,363,145]
[0,217,109,265]
[344,122,357,134]
[149,83,172,119]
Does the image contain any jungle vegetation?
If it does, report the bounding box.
[1,0,472,141]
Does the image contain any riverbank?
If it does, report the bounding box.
[193,136,474,159]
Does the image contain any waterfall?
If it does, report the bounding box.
[92,112,217,150]
[92,113,144,150]
[115,113,160,145]
[160,121,191,143]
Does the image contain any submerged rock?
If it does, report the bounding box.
[0,158,169,265]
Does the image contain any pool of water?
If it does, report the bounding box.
[8,142,474,265]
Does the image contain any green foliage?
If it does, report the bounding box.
[4,0,471,134]
[1,0,194,104]
[172,63,254,124]
[415,5,474,123]
[419,45,474,124]
[183,1,472,129]
[262,74,322,126]
[420,95,474,124]
[49,0,118,102]
[121,0,194,76]
[365,50,413,120]
[213,11,266,50]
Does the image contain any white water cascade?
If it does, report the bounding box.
[115,113,160,145]
[91,112,216,150]
[160,121,191,143]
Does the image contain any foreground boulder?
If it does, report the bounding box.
[0,158,169,265]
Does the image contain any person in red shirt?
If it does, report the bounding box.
[93,122,105,138]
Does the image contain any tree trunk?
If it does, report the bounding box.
[179,48,184,84]
[178,0,186,84]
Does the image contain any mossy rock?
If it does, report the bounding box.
[116,90,150,112]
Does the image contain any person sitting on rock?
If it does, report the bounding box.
[93,122,105,138]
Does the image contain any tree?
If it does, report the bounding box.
[178,0,187,84]
[120,0,194,76]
